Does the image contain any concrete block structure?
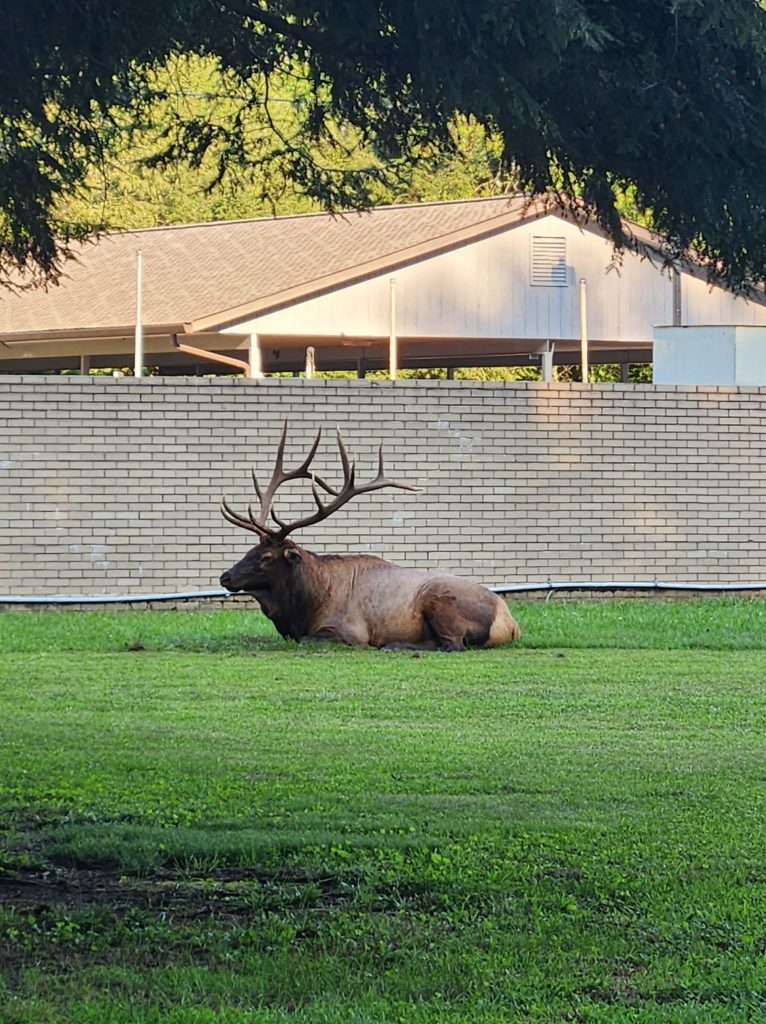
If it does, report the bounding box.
[654,326,766,385]
[2,377,765,600]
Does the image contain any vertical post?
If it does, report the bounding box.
[620,362,631,383]
[79,354,91,376]
[305,346,316,379]
[672,269,682,326]
[541,341,554,383]
[579,277,589,384]
[134,250,143,378]
[389,277,398,381]
[247,333,263,379]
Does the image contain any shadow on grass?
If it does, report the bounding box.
[125,634,290,655]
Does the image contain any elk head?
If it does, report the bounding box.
[219,423,417,593]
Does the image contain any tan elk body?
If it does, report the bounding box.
[219,426,520,652]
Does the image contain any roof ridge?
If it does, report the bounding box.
[105,194,526,238]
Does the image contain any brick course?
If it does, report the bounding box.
[1,376,765,599]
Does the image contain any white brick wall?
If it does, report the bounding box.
[2,376,765,598]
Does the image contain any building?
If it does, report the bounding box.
[2,195,765,377]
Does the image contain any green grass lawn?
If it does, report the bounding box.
[1,599,766,1023]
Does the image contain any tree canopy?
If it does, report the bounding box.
[56,57,510,231]
[3,0,766,290]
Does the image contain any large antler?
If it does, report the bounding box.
[221,422,418,541]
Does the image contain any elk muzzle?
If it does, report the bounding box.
[219,569,235,591]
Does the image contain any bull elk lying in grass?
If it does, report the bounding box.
[219,425,521,651]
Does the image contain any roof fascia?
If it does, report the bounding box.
[0,323,189,344]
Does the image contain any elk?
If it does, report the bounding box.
[219,425,521,651]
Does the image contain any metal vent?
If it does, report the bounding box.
[530,235,568,287]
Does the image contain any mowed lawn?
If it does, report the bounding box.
[1,599,766,1023]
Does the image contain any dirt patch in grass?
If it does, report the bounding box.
[0,865,349,918]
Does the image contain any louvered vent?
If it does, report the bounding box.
[530,236,568,287]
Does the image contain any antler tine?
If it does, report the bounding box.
[273,420,289,474]
[254,422,333,529]
[221,426,419,542]
[220,496,268,536]
[250,468,264,503]
[336,426,353,484]
[365,440,420,494]
[221,423,344,541]
[309,474,325,512]
[294,427,324,478]
[270,430,420,539]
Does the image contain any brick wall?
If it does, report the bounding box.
[1,376,765,599]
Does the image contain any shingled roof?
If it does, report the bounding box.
[0,195,555,339]
[5,194,757,377]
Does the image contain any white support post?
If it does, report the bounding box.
[133,250,143,378]
[247,333,264,379]
[579,277,589,384]
[389,277,398,381]
[541,341,554,383]
[305,346,316,379]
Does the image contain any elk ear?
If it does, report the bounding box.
[283,547,302,565]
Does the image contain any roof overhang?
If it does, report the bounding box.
[0,327,652,376]
[0,322,189,345]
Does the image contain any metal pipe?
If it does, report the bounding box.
[579,277,589,383]
[672,269,682,326]
[0,589,233,605]
[134,250,143,378]
[492,580,766,594]
[389,277,397,381]
[3,579,766,606]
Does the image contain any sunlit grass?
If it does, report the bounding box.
[2,596,764,653]
[1,600,765,1022]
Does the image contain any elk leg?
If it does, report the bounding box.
[300,623,368,647]
[435,636,467,652]
[422,593,471,651]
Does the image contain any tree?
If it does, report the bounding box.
[3,1,766,290]
[58,57,512,230]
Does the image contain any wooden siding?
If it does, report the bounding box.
[226,215,766,345]
[227,217,668,342]
[681,272,766,326]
